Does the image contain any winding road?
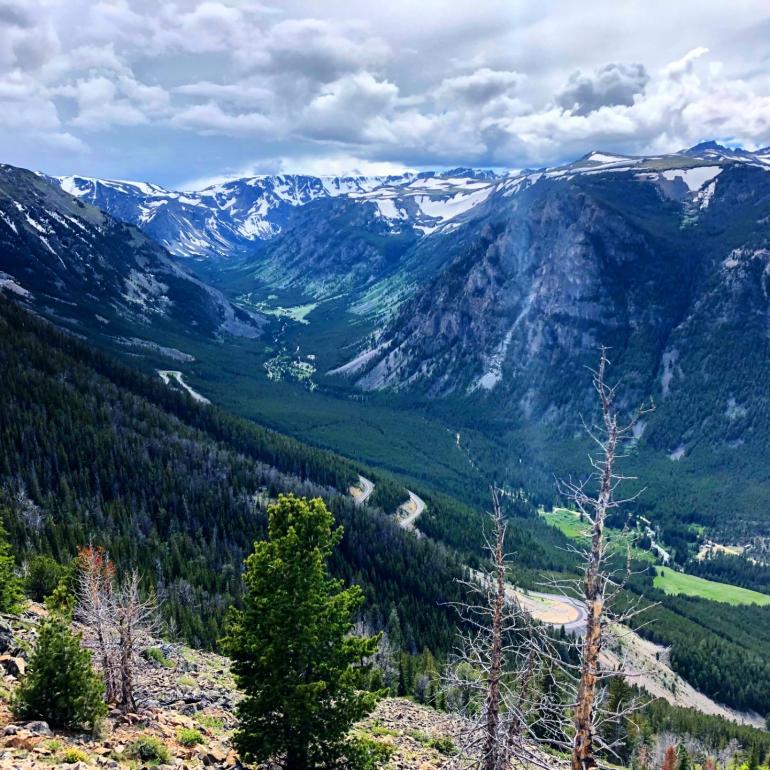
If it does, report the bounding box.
[511,588,588,636]
[349,475,375,506]
[397,490,426,536]
[470,568,588,635]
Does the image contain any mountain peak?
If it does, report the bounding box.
[681,140,749,158]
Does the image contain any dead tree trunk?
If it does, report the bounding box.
[565,349,652,770]
[112,571,160,712]
[572,356,616,770]
[75,546,118,704]
[446,488,566,770]
[481,488,506,770]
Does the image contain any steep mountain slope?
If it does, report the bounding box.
[0,294,465,651]
[328,147,770,539]
[0,164,261,341]
[18,144,770,545]
[346,149,770,400]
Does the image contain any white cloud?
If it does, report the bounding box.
[240,18,391,82]
[298,72,399,143]
[557,63,649,115]
[169,102,273,136]
[3,1,770,180]
[280,154,413,177]
[58,74,169,129]
[174,81,273,108]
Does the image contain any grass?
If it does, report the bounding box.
[541,507,591,539]
[144,647,175,668]
[540,508,655,563]
[194,713,226,732]
[654,567,770,606]
[61,747,90,764]
[177,727,204,747]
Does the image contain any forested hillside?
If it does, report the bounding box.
[3,291,770,720]
[0,295,465,653]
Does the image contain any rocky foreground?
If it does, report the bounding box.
[0,606,477,770]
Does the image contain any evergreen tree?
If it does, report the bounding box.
[12,611,106,731]
[748,742,760,770]
[676,743,691,770]
[223,494,381,770]
[0,510,22,613]
[24,554,68,603]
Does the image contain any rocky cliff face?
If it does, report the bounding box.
[347,162,770,442]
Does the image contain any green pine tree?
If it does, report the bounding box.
[748,742,760,770]
[12,613,106,731]
[0,510,22,613]
[222,494,382,770]
[676,743,691,770]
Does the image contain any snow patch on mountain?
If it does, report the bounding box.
[0,272,29,296]
[661,166,722,191]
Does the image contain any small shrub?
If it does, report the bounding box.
[428,735,458,755]
[62,747,90,764]
[46,739,63,752]
[177,727,204,747]
[178,674,196,687]
[25,555,68,603]
[369,723,397,737]
[406,728,430,743]
[144,647,174,668]
[194,713,225,732]
[127,735,171,764]
[346,736,394,770]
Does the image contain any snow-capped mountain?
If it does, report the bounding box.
[0,164,262,341]
[56,170,506,260]
[338,142,770,436]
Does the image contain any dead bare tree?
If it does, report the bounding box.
[112,570,161,711]
[445,487,571,770]
[76,552,161,712]
[75,546,118,703]
[557,348,654,770]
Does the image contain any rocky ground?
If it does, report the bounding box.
[0,606,485,770]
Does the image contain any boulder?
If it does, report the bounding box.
[0,621,13,653]
[0,654,25,677]
[24,720,52,735]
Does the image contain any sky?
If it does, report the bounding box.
[4,0,770,188]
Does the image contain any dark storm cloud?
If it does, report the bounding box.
[557,63,650,115]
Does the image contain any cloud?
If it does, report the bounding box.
[241,18,391,82]
[169,102,273,136]
[179,154,413,190]
[174,81,273,108]
[4,1,770,182]
[664,46,709,77]
[435,68,521,106]
[0,1,35,28]
[557,63,649,115]
[298,72,399,143]
[59,74,169,129]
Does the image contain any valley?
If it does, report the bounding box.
[3,140,770,765]
[6,4,770,767]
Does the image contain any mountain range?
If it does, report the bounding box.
[3,142,770,542]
